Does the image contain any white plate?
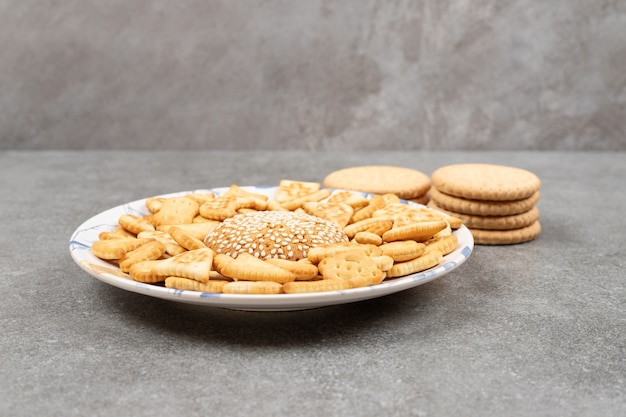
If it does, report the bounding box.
[69,186,474,311]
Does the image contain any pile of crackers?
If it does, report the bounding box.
[90,180,461,294]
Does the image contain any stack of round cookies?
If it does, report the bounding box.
[428,163,541,245]
[322,165,431,204]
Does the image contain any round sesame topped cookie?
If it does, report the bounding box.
[322,165,431,200]
[431,164,541,201]
[204,210,349,261]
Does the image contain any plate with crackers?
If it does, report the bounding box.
[69,182,474,311]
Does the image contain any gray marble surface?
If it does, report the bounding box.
[1,150,625,417]
[2,1,626,151]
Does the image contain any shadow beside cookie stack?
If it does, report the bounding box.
[428,164,541,245]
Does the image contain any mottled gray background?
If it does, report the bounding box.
[1,0,625,151]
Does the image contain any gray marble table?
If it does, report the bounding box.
[1,150,624,417]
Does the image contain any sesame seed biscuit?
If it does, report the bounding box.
[204,211,349,261]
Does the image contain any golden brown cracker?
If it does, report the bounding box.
[382,220,448,243]
[183,192,216,205]
[350,194,387,223]
[128,248,215,283]
[215,252,297,283]
[223,281,284,294]
[274,179,321,203]
[371,255,394,272]
[343,217,394,239]
[326,191,370,210]
[386,251,443,278]
[379,240,426,262]
[92,237,154,260]
[307,242,382,264]
[118,214,156,235]
[264,258,319,281]
[279,189,332,211]
[301,201,354,228]
[198,196,244,221]
[157,221,219,240]
[353,231,383,246]
[152,197,200,226]
[424,235,459,256]
[317,251,383,282]
[119,240,167,273]
[165,277,228,293]
[137,230,187,256]
[168,226,207,251]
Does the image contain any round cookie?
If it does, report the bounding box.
[323,165,431,200]
[431,164,541,201]
[470,221,542,245]
[204,211,349,261]
[429,187,540,216]
[428,201,540,231]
